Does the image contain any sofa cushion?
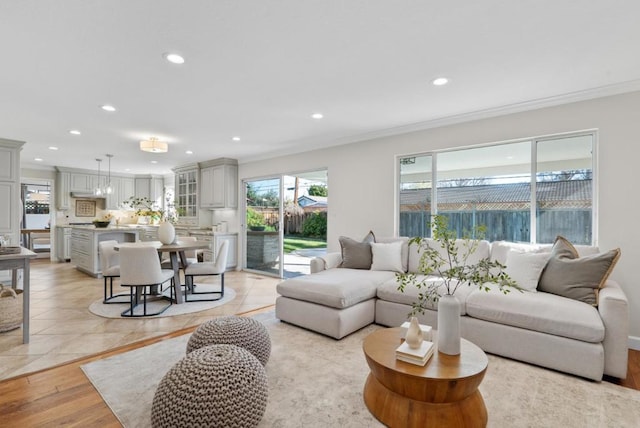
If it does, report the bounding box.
[504,250,551,292]
[490,241,544,265]
[376,236,409,272]
[466,284,605,343]
[371,241,404,273]
[338,231,375,269]
[408,238,491,274]
[537,236,621,306]
[377,276,476,315]
[276,268,394,309]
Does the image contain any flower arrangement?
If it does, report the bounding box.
[122,196,164,223]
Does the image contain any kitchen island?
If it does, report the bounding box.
[69,226,139,277]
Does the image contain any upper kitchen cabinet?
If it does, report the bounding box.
[172,163,199,225]
[106,176,135,210]
[134,175,164,208]
[55,166,136,211]
[55,170,71,210]
[199,158,238,209]
[0,138,24,246]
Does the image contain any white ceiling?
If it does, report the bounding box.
[2,1,640,176]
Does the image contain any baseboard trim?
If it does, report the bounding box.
[628,336,640,351]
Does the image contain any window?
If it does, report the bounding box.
[399,132,594,244]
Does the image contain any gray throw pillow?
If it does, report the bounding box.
[339,231,376,269]
[537,236,620,306]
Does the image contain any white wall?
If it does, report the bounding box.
[239,90,640,345]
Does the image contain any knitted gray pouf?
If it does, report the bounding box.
[151,344,268,428]
[187,315,271,366]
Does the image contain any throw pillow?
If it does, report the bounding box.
[504,250,551,292]
[339,231,376,269]
[537,236,621,306]
[370,241,404,273]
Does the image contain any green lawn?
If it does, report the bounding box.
[283,235,327,254]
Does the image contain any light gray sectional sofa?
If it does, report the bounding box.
[275,237,628,381]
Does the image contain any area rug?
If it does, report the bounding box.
[88,287,235,318]
[82,313,640,427]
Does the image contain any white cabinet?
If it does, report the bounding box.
[199,159,238,209]
[106,177,135,210]
[56,226,71,261]
[55,171,71,210]
[138,226,159,242]
[70,228,139,276]
[215,233,238,269]
[0,139,23,246]
[193,232,237,270]
[70,229,95,274]
[135,176,164,208]
[69,172,101,192]
[173,164,199,224]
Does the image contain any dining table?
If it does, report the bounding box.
[115,240,210,304]
[0,247,37,343]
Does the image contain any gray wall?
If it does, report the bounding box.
[239,90,640,346]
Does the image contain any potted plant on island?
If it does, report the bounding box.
[396,215,519,355]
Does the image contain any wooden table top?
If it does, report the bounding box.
[363,327,488,403]
[363,327,488,380]
[115,240,210,252]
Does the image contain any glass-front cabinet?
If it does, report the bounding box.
[173,164,198,225]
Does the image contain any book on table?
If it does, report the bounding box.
[396,340,435,366]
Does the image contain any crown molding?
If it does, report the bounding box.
[340,79,640,145]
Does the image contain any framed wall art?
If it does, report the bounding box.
[75,200,96,217]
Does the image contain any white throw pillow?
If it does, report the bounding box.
[504,250,551,292]
[370,241,404,272]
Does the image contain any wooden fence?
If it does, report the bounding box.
[400,209,592,244]
[249,207,326,235]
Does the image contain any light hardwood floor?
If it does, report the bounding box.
[0,258,281,380]
[1,259,638,427]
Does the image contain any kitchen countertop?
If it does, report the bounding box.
[57,224,235,236]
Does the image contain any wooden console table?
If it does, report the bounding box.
[0,247,37,343]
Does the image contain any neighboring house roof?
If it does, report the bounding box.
[400,180,592,210]
[298,195,328,207]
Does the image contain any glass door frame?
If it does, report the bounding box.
[242,176,284,278]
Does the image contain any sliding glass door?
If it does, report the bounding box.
[244,178,283,277]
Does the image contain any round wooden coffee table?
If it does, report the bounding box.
[363,327,488,428]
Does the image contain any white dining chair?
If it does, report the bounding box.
[160,236,199,270]
[183,240,229,302]
[98,240,127,304]
[119,245,175,317]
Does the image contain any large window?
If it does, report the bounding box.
[399,132,594,244]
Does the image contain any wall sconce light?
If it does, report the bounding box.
[140,137,168,153]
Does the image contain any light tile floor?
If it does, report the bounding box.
[0,259,281,380]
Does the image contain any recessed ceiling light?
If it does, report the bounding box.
[69,129,81,135]
[311,113,324,119]
[164,53,185,64]
[34,158,43,162]
[432,77,449,86]
[185,150,193,155]
[232,136,241,142]
[151,160,158,164]
[125,168,131,172]
[48,146,58,151]
[101,104,116,112]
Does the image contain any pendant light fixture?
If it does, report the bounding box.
[94,158,103,196]
[105,154,113,194]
